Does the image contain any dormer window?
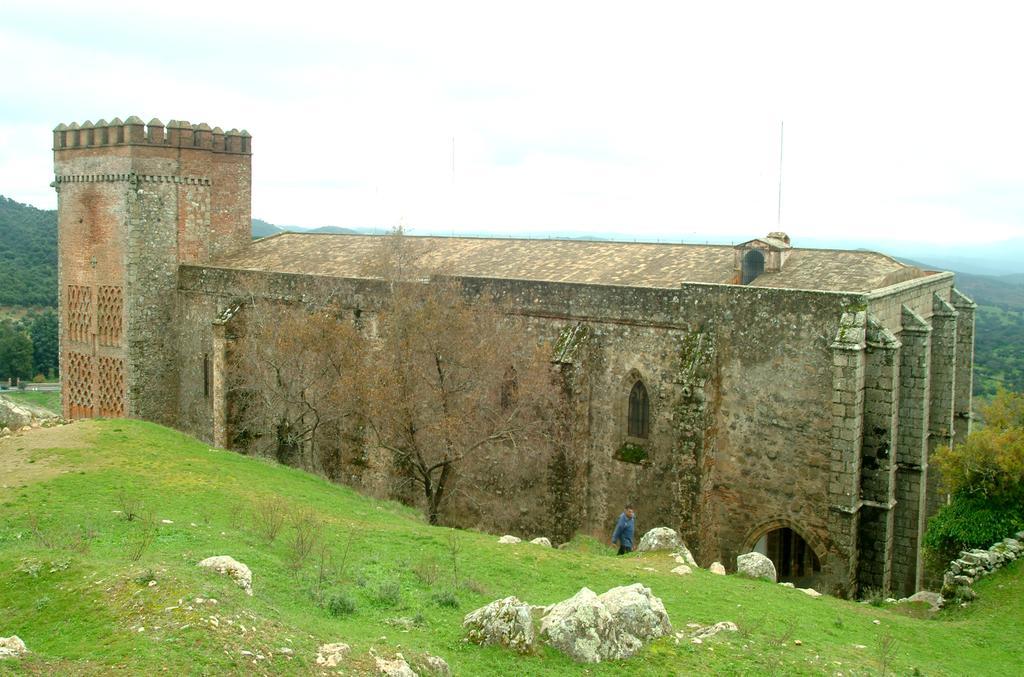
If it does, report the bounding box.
[734,232,792,285]
[741,249,765,284]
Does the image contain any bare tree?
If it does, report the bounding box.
[228,298,364,472]
[362,230,564,525]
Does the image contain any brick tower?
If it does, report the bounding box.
[52,116,251,423]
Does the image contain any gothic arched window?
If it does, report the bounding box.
[628,381,649,438]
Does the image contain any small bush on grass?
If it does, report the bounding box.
[412,556,440,586]
[373,580,402,607]
[251,494,288,543]
[432,589,459,608]
[126,516,157,563]
[287,509,323,572]
[327,590,357,617]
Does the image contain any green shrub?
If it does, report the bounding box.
[925,390,1024,562]
[373,580,402,607]
[327,591,357,617]
[614,442,648,464]
[432,589,459,608]
[923,493,1024,562]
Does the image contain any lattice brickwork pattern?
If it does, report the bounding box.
[97,285,123,347]
[66,285,92,343]
[97,356,126,417]
[65,351,94,418]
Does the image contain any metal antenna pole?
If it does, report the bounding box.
[777,121,784,227]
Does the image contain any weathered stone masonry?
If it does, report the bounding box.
[54,117,974,598]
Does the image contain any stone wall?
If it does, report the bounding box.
[178,265,881,592]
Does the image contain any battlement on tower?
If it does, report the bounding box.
[53,117,251,154]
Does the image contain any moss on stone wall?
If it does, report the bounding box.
[614,441,648,465]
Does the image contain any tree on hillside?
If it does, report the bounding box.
[925,389,1024,562]
[361,231,565,525]
[0,319,33,381]
[28,309,58,378]
[227,299,365,473]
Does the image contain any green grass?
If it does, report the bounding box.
[1,419,1022,674]
[2,390,60,415]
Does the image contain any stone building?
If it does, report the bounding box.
[52,117,974,597]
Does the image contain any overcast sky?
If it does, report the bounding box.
[2,1,1022,246]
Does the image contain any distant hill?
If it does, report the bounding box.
[251,220,363,238]
[251,218,283,238]
[0,196,57,307]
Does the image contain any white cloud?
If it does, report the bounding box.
[3,0,1023,245]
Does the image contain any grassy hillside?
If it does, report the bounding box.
[0,420,1021,674]
[1,390,61,415]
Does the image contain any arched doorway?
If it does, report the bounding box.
[753,526,822,587]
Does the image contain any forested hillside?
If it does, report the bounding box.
[0,196,57,307]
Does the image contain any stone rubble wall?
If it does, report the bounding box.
[940,532,1024,606]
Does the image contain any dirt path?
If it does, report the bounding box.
[0,420,98,499]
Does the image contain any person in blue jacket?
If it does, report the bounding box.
[611,504,636,555]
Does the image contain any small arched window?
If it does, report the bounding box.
[628,381,649,438]
[741,249,765,285]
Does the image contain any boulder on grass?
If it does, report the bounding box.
[671,564,693,576]
[674,543,698,568]
[599,583,672,642]
[498,535,521,544]
[736,552,777,582]
[375,653,416,676]
[530,537,553,547]
[0,635,28,659]
[539,584,671,663]
[315,643,351,667]
[635,527,682,553]
[463,596,536,654]
[709,562,726,575]
[197,556,253,595]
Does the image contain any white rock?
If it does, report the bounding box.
[691,621,738,640]
[709,562,726,575]
[636,527,682,552]
[907,590,942,610]
[540,587,617,663]
[463,596,536,654]
[197,556,253,595]
[0,635,29,658]
[671,564,693,576]
[799,588,822,598]
[599,583,672,642]
[673,543,699,568]
[539,584,671,663]
[736,552,777,582]
[779,582,795,588]
[315,642,351,667]
[375,653,417,676]
[530,537,553,548]
[498,535,521,544]
[420,654,451,676]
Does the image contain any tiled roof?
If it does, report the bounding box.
[205,233,928,293]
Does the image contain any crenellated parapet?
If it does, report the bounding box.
[53,117,251,154]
